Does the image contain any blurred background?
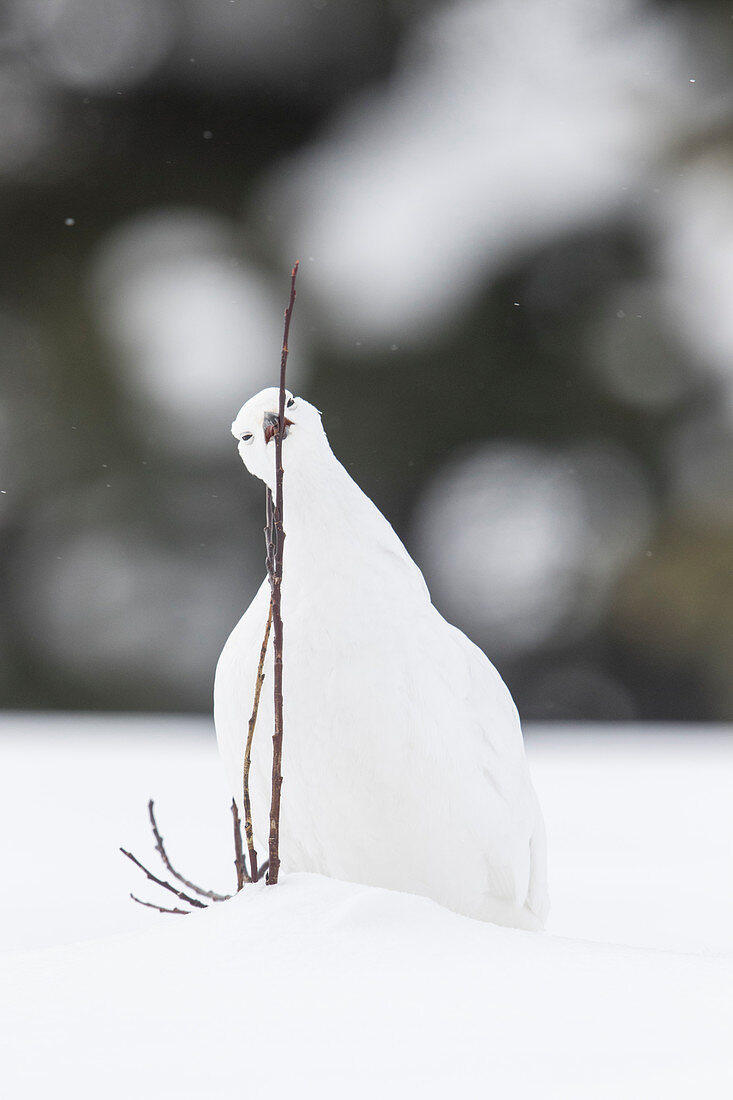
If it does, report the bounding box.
[2,0,733,722]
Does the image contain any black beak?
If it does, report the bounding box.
[263,411,293,444]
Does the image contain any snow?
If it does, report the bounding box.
[1,713,731,1097]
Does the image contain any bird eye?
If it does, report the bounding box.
[241,433,253,442]
[286,397,295,408]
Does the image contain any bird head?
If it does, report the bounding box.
[231,387,325,490]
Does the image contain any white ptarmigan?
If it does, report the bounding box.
[214,387,549,929]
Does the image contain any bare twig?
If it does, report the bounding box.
[130,893,190,916]
[120,847,208,909]
[265,485,276,583]
[268,260,299,885]
[124,266,300,912]
[148,799,232,901]
[231,799,247,891]
[242,600,273,884]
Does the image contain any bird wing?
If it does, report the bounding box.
[428,612,549,922]
[213,577,274,815]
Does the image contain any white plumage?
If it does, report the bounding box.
[214,387,549,929]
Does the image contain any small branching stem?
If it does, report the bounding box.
[148,799,233,900]
[242,600,273,884]
[265,487,276,584]
[231,799,247,891]
[120,847,208,909]
[268,260,298,885]
[130,893,189,916]
[124,265,300,913]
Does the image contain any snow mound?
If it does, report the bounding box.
[1,715,731,1096]
[2,872,731,1099]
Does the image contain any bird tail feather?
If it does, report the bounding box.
[525,812,550,927]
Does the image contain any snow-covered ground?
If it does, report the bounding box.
[1,713,731,1097]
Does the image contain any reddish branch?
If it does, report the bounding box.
[119,847,208,909]
[123,264,299,911]
[148,799,233,901]
[242,600,273,884]
[268,260,299,885]
[265,485,276,583]
[231,799,247,892]
[130,893,189,915]
[124,799,249,915]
